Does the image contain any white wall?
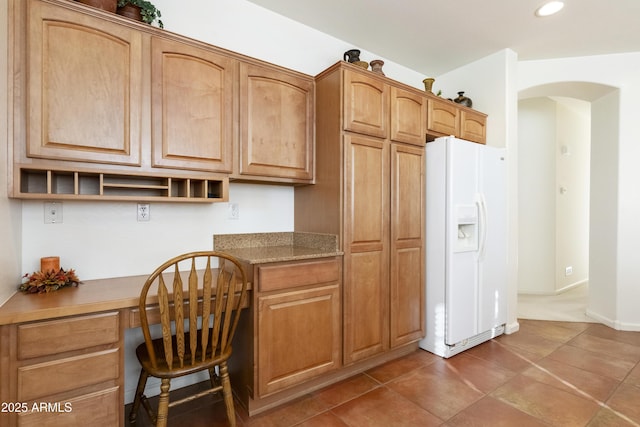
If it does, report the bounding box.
[20,186,294,279]
[517,97,590,295]
[518,98,556,294]
[435,50,516,150]
[554,98,590,291]
[519,52,640,330]
[589,90,619,325]
[153,0,428,87]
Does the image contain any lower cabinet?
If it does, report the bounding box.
[255,258,341,397]
[0,312,124,427]
[230,257,342,412]
[257,283,341,396]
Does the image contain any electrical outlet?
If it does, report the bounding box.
[228,203,239,220]
[44,202,62,224]
[137,203,150,222]
[565,266,573,276]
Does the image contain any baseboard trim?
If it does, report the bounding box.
[519,280,588,296]
[556,280,588,294]
[505,320,520,334]
[586,310,640,331]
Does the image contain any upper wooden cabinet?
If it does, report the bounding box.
[238,62,315,183]
[390,87,426,146]
[9,0,322,201]
[427,96,459,138]
[10,0,230,202]
[343,70,388,138]
[26,0,143,166]
[150,37,235,173]
[426,95,487,144]
[460,109,488,144]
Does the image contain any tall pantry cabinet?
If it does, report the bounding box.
[295,62,425,365]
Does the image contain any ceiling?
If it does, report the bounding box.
[246,0,640,76]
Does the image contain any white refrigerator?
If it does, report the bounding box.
[419,136,507,358]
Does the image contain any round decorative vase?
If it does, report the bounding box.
[370,60,385,76]
[343,49,361,63]
[353,61,369,70]
[454,91,473,108]
[77,0,117,13]
[117,4,143,22]
[423,78,435,93]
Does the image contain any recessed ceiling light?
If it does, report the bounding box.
[535,1,564,17]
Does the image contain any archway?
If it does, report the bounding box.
[516,81,619,323]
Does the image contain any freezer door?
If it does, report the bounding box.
[445,138,480,345]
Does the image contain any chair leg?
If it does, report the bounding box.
[208,366,219,389]
[219,362,236,427]
[128,369,149,425]
[156,378,171,427]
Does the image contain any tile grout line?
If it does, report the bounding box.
[492,338,640,427]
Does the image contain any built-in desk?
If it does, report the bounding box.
[0,232,380,424]
[0,272,251,427]
[0,274,148,327]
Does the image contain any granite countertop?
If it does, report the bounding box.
[213,232,343,264]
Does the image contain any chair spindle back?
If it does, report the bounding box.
[138,252,248,372]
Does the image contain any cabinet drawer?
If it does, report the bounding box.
[17,312,119,360]
[17,386,120,427]
[18,349,120,401]
[258,259,340,292]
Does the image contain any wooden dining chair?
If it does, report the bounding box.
[128,251,249,427]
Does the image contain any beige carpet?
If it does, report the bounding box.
[517,283,596,322]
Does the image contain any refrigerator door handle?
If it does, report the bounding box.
[477,195,488,261]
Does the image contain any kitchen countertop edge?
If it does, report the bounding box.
[214,232,343,264]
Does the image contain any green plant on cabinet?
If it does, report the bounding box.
[117,0,163,28]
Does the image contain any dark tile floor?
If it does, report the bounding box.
[126,319,640,426]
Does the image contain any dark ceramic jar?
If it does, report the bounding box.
[454,91,472,108]
[343,49,361,63]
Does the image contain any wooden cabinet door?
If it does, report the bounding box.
[257,284,341,397]
[343,134,390,364]
[390,143,425,347]
[239,63,314,182]
[390,87,426,146]
[151,37,235,173]
[460,109,487,144]
[27,0,142,166]
[343,69,388,138]
[427,96,459,137]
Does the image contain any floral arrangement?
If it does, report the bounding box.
[19,269,81,294]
